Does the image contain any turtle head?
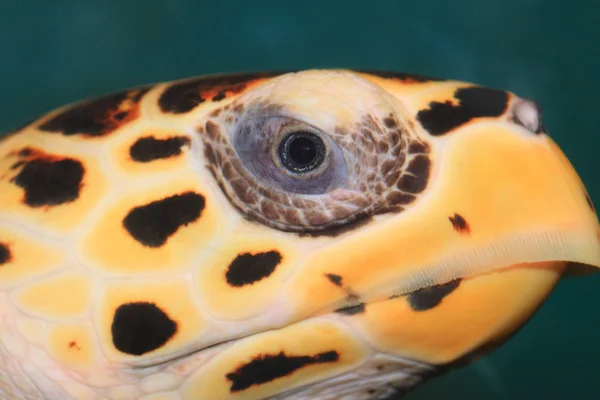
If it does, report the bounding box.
[1,69,597,400]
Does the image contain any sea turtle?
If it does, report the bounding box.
[0,69,598,400]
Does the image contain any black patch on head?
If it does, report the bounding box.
[335,302,366,315]
[358,70,444,83]
[325,273,343,287]
[12,157,84,207]
[129,136,191,163]
[39,88,150,137]
[122,192,205,247]
[408,279,462,311]
[158,71,288,114]
[0,243,11,265]
[417,87,509,136]
[111,302,177,356]
[226,350,339,392]
[225,251,282,287]
[449,213,470,234]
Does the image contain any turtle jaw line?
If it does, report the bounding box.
[149,260,573,371]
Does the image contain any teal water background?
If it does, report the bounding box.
[1,1,598,399]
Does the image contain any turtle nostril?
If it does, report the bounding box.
[512,99,545,134]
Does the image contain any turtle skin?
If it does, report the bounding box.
[0,69,598,400]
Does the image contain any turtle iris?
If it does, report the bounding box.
[278,132,326,174]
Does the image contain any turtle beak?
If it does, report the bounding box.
[541,135,599,276]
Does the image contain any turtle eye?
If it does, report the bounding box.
[233,116,348,195]
[277,131,326,174]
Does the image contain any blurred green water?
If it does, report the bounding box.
[0,1,598,399]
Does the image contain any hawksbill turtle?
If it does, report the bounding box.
[0,69,598,399]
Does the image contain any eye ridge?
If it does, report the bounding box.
[277,131,326,174]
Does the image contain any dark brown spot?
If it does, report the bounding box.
[122,192,205,248]
[408,279,462,311]
[39,88,150,137]
[0,243,11,265]
[225,251,282,287]
[383,117,397,129]
[11,150,84,207]
[358,70,443,83]
[377,141,390,153]
[111,302,177,356]
[158,72,288,114]
[417,87,509,136]
[68,341,80,350]
[396,174,426,194]
[335,302,366,315]
[408,142,428,154]
[226,350,339,392]
[205,120,222,141]
[449,213,470,234]
[325,273,343,287]
[129,136,191,163]
[18,148,32,157]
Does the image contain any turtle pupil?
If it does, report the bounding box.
[278,132,326,174]
[289,137,316,164]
